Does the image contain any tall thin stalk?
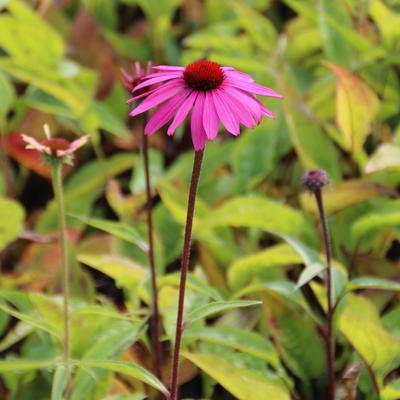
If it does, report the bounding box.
[315,189,335,400]
[51,162,71,365]
[169,149,204,400]
[142,125,162,379]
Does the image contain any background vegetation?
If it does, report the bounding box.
[0,0,400,399]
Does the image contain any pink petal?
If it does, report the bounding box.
[211,89,240,136]
[56,135,90,157]
[224,79,284,98]
[220,88,255,129]
[190,92,207,151]
[153,65,185,72]
[127,87,158,104]
[222,87,263,124]
[202,91,219,140]
[223,70,254,83]
[129,81,184,117]
[141,71,182,80]
[167,91,197,136]
[21,134,50,155]
[254,98,275,119]
[144,89,191,135]
[133,73,183,92]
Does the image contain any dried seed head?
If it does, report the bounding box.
[301,169,329,193]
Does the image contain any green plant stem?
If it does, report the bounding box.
[314,189,335,400]
[51,162,71,366]
[169,149,204,400]
[142,125,162,380]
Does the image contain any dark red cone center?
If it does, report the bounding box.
[184,60,224,91]
[42,138,70,155]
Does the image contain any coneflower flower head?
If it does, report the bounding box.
[128,60,283,150]
[301,169,329,193]
[21,124,89,165]
[120,61,153,93]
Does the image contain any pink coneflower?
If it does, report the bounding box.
[21,124,89,160]
[120,61,153,93]
[128,60,283,150]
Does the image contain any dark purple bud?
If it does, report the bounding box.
[301,169,329,193]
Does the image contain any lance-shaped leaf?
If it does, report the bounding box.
[325,62,379,153]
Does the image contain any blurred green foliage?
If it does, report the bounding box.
[0,0,400,399]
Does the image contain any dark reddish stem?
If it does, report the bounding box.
[314,190,335,400]
[141,118,162,380]
[169,149,204,400]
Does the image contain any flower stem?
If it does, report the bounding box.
[51,162,71,366]
[142,129,162,379]
[169,149,204,400]
[314,189,335,400]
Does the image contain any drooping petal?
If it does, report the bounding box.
[127,87,158,104]
[220,88,255,129]
[212,89,240,136]
[56,135,90,157]
[223,69,254,83]
[144,89,191,135]
[222,87,264,124]
[254,97,275,119]
[152,65,185,72]
[21,134,51,155]
[190,92,207,151]
[129,81,185,117]
[224,79,284,98]
[167,91,197,136]
[202,91,219,140]
[133,73,183,92]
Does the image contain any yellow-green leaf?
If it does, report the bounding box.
[184,352,290,400]
[339,294,400,377]
[326,62,379,152]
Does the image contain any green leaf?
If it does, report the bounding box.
[381,378,400,400]
[261,286,326,380]
[184,326,282,369]
[184,352,290,400]
[0,359,56,371]
[231,0,278,53]
[186,300,261,324]
[348,277,400,293]
[369,0,400,49]
[339,294,400,377]
[283,100,341,180]
[0,301,60,337]
[0,196,25,251]
[71,321,144,400]
[352,200,400,241]
[203,196,311,238]
[231,124,277,193]
[300,179,391,214]
[77,253,147,289]
[159,273,223,301]
[0,72,15,122]
[228,243,301,290]
[131,148,164,194]
[0,322,33,351]
[70,214,148,253]
[51,365,70,400]
[74,359,168,396]
[319,0,354,65]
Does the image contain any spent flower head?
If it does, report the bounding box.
[21,124,89,165]
[128,60,283,150]
[120,61,153,93]
[301,169,329,193]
